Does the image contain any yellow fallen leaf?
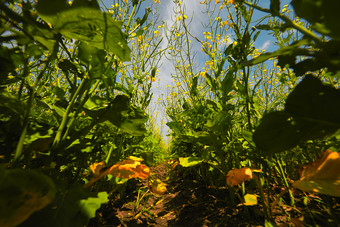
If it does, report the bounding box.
[226,167,261,187]
[148,178,167,195]
[85,157,150,188]
[90,161,105,178]
[108,159,150,180]
[293,150,340,197]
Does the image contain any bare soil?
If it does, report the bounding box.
[88,162,340,227]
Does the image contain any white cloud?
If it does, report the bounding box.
[258,40,271,51]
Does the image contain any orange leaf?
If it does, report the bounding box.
[300,150,340,181]
[85,157,150,188]
[292,150,340,197]
[108,159,150,180]
[148,178,167,195]
[226,167,259,187]
[90,161,105,177]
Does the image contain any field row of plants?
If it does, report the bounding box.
[0,0,339,226]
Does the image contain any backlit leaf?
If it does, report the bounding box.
[85,157,150,188]
[243,194,258,206]
[0,168,56,227]
[90,161,105,178]
[148,178,167,195]
[179,157,204,167]
[108,159,150,179]
[226,167,258,187]
[78,192,108,220]
[292,150,340,197]
[37,1,131,60]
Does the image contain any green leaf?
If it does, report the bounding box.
[78,192,108,219]
[221,71,235,97]
[84,96,108,110]
[253,111,304,154]
[72,0,100,9]
[0,168,56,227]
[77,42,106,79]
[37,5,131,60]
[265,220,275,227]
[270,0,280,15]
[36,0,69,16]
[243,194,258,206]
[293,180,340,197]
[84,95,147,135]
[26,44,44,58]
[253,76,340,155]
[292,0,340,39]
[285,75,340,127]
[21,186,108,227]
[179,157,204,167]
[205,111,231,135]
[205,73,217,92]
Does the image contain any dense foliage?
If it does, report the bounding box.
[0,0,339,226]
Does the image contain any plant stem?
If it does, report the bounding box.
[53,77,89,147]
[275,158,295,207]
[254,174,272,221]
[244,1,323,43]
[13,53,52,163]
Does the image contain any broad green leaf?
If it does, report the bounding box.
[254,76,340,155]
[84,96,108,110]
[265,220,275,227]
[270,0,280,15]
[26,44,44,58]
[293,180,340,197]
[119,117,148,136]
[0,46,25,83]
[77,42,106,79]
[291,0,322,24]
[21,186,107,227]
[0,168,56,227]
[51,105,65,118]
[36,0,69,15]
[205,111,231,135]
[37,4,131,60]
[58,59,78,75]
[78,192,108,219]
[285,75,340,127]
[84,95,147,135]
[243,194,258,206]
[179,157,204,167]
[72,0,100,9]
[292,150,340,197]
[253,111,334,155]
[221,71,235,97]
[292,0,340,39]
[0,91,26,117]
[205,73,217,92]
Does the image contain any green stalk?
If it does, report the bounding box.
[105,143,115,165]
[275,159,295,207]
[13,53,52,163]
[244,1,323,43]
[61,79,98,141]
[53,77,88,146]
[254,174,272,221]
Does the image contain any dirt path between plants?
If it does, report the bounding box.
[88,161,339,227]
[88,161,267,226]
